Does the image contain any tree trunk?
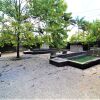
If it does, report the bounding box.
[16,0,21,58]
[16,33,20,58]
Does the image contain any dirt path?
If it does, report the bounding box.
[0,54,100,99]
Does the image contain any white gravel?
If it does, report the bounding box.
[0,53,100,99]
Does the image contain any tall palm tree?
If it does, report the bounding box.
[75,17,84,41]
[74,17,90,42]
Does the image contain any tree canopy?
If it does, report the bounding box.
[69,19,100,46]
[0,0,72,57]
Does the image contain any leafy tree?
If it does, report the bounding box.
[69,21,98,51]
[0,0,71,57]
[19,22,35,47]
[0,27,16,47]
[28,0,72,49]
[69,32,85,43]
[75,17,85,29]
[71,17,89,41]
[89,20,100,41]
[87,20,100,54]
[85,33,96,44]
[0,14,16,47]
[42,34,52,45]
[0,0,29,58]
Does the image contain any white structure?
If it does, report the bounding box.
[70,45,83,52]
[41,43,49,49]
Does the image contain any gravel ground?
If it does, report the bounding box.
[0,53,100,100]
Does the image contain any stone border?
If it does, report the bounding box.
[23,49,67,55]
[67,58,100,69]
[49,57,68,67]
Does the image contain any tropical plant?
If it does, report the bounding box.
[89,20,100,41]
[72,17,90,41]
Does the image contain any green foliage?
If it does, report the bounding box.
[69,32,84,43]
[0,0,71,53]
[75,17,88,30]
[85,33,96,44]
[50,30,68,48]
[42,34,52,45]
[29,0,71,49]
[21,32,35,47]
[0,31,16,47]
[69,31,96,45]
[69,34,78,43]
[0,0,28,21]
[0,0,29,57]
[89,20,100,41]
[34,35,43,46]
[70,19,100,45]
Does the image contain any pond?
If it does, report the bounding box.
[69,55,97,63]
[50,52,100,69]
